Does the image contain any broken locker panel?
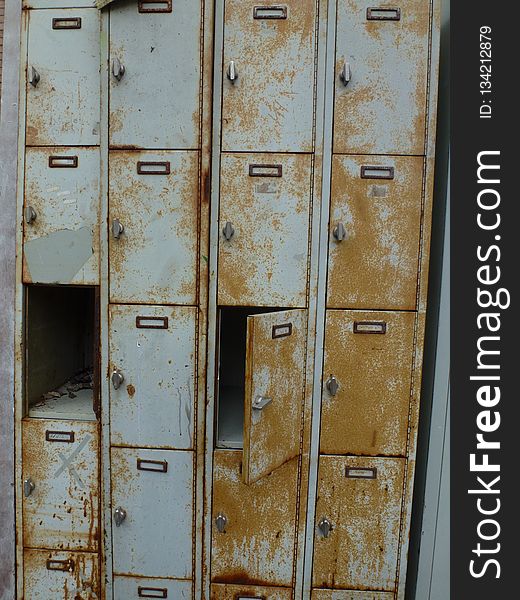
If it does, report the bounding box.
[109,0,202,149]
[113,576,192,599]
[23,549,99,599]
[333,0,430,155]
[25,9,100,146]
[211,583,293,600]
[109,304,196,449]
[22,419,99,551]
[327,155,423,310]
[109,151,198,305]
[243,309,307,484]
[221,0,317,152]
[211,450,298,588]
[312,456,406,591]
[23,147,99,285]
[311,591,394,600]
[218,153,311,307]
[320,310,415,456]
[111,448,193,579]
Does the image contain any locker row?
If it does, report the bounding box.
[22,148,425,311]
[23,1,430,156]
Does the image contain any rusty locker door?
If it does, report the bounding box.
[23,147,99,286]
[109,0,202,149]
[211,583,293,599]
[312,591,394,600]
[23,549,99,600]
[327,155,423,310]
[109,304,196,449]
[320,310,415,456]
[111,448,193,580]
[211,450,299,588]
[221,0,317,152]
[22,420,99,553]
[333,0,430,155]
[243,309,307,484]
[218,154,312,307]
[312,456,406,591]
[109,151,199,305]
[25,8,100,146]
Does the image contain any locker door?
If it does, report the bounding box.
[111,448,193,579]
[211,450,298,588]
[22,420,99,552]
[327,155,423,310]
[109,151,198,305]
[109,305,196,449]
[211,583,293,599]
[114,576,192,599]
[312,456,405,591]
[320,310,415,456]
[221,0,317,152]
[109,0,202,149]
[333,0,430,155]
[218,154,311,307]
[23,147,99,285]
[23,549,99,600]
[26,9,100,146]
[243,309,307,484]
[312,591,394,600]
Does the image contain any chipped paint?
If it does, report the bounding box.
[334,0,430,155]
[218,153,312,307]
[320,310,415,456]
[109,304,196,449]
[243,309,307,484]
[211,450,298,587]
[312,456,406,591]
[109,150,199,305]
[327,155,424,310]
[22,420,100,552]
[222,0,318,152]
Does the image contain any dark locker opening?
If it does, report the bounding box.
[25,284,99,421]
[216,306,286,449]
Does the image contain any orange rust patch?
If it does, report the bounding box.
[126,384,135,398]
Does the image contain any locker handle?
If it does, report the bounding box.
[114,506,127,527]
[318,517,332,538]
[252,395,272,411]
[215,513,227,533]
[248,164,283,178]
[111,219,125,240]
[111,370,124,390]
[28,66,40,87]
[137,459,168,473]
[48,155,78,169]
[112,57,126,81]
[222,221,235,241]
[136,316,169,329]
[52,17,82,29]
[138,587,168,598]
[253,6,288,19]
[367,7,401,21]
[360,165,395,180]
[332,222,346,242]
[137,161,171,175]
[23,478,35,498]
[227,61,238,83]
[24,206,37,225]
[339,61,351,86]
[326,375,339,396]
[46,559,75,572]
[138,0,172,13]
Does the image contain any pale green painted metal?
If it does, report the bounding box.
[113,576,193,599]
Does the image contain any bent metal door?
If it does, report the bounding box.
[243,309,307,485]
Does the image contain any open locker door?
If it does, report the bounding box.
[242,309,307,485]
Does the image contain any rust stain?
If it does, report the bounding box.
[211,583,292,600]
[126,384,135,398]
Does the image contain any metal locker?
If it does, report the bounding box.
[218,154,312,307]
[333,0,430,155]
[25,9,100,146]
[221,0,317,153]
[320,310,415,456]
[23,147,100,285]
[243,309,307,484]
[327,155,424,310]
[312,456,406,591]
[23,1,97,7]
[22,419,99,552]
[211,450,299,588]
[109,151,199,305]
[109,304,196,449]
[311,591,394,600]
[211,583,293,599]
[109,0,202,149]
[23,549,99,600]
[111,448,193,580]
[113,576,192,599]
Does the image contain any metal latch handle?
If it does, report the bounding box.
[23,478,35,498]
[111,219,125,240]
[326,375,339,396]
[318,517,333,538]
[215,513,227,533]
[24,206,37,224]
[111,370,124,390]
[114,506,127,527]
[112,57,126,81]
[28,66,40,87]
[340,60,351,86]
[227,60,238,83]
[222,221,235,241]
[333,222,347,242]
[252,395,272,411]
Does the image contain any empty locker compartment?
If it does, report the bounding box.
[218,153,312,308]
[211,583,293,599]
[23,549,99,599]
[113,575,192,599]
[22,419,99,551]
[25,285,99,421]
